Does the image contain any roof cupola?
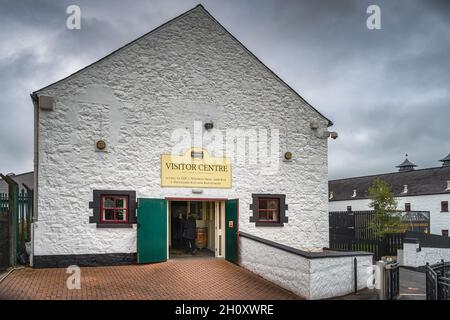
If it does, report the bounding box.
[396,154,418,172]
[439,153,450,167]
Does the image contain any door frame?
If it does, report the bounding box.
[165,197,230,260]
[214,201,226,258]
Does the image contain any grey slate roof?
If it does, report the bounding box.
[329,166,450,201]
[0,171,34,194]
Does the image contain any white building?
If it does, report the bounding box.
[29,5,371,299]
[329,154,450,236]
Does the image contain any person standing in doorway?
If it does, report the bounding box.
[182,214,197,255]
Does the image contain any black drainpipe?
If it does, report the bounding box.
[354,257,358,293]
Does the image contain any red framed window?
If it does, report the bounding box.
[257,198,280,223]
[442,201,449,213]
[405,203,411,212]
[100,195,129,223]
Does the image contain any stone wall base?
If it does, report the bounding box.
[33,253,137,268]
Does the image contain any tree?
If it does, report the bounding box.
[368,178,406,236]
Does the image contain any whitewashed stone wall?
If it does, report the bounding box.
[398,242,450,268]
[239,236,373,300]
[309,254,373,299]
[329,194,450,235]
[33,6,330,257]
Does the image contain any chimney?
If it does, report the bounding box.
[447,181,450,190]
[329,191,334,200]
[403,185,408,193]
[352,189,357,198]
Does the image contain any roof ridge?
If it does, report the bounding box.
[330,165,449,182]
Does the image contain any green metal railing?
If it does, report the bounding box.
[0,193,9,270]
[18,190,32,251]
[0,173,33,269]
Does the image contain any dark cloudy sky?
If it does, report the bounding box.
[1,0,449,179]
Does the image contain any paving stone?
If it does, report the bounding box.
[0,258,301,300]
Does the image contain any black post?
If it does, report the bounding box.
[354,257,358,293]
[426,262,429,300]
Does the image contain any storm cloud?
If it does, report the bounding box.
[0,0,449,179]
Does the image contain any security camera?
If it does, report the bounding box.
[318,129,339,139]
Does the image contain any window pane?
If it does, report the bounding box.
[268,200,278,210]
[103,197,114,208]
[270,210,279,222]
[259,199,267,209]
[258,211,267,220]
[115,210,126,221]
[116,197,127,209]
[104,209,114,221]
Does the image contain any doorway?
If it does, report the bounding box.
[137,198,238,264]
[168,200,225,259]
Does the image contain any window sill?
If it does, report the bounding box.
[255,222,284,227]
[96,223,134,228]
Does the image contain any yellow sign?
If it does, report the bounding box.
[161,148,232,189]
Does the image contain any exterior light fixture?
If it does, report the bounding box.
[204,122,214,131]
[284,151,293,161]
[191,151,204,159]
[96,140,106,150]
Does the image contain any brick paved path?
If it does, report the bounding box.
[0,258,301,300]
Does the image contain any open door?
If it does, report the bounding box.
[137,198,167,264]
[225,199,239,263]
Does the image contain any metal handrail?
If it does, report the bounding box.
[426,260,450,300]
[385,262,399,270]
[429,261,448,269]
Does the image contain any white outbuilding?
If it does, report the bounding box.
[329,155,450,236]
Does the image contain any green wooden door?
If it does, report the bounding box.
[225,199,239,263]
[137,198,167,264]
